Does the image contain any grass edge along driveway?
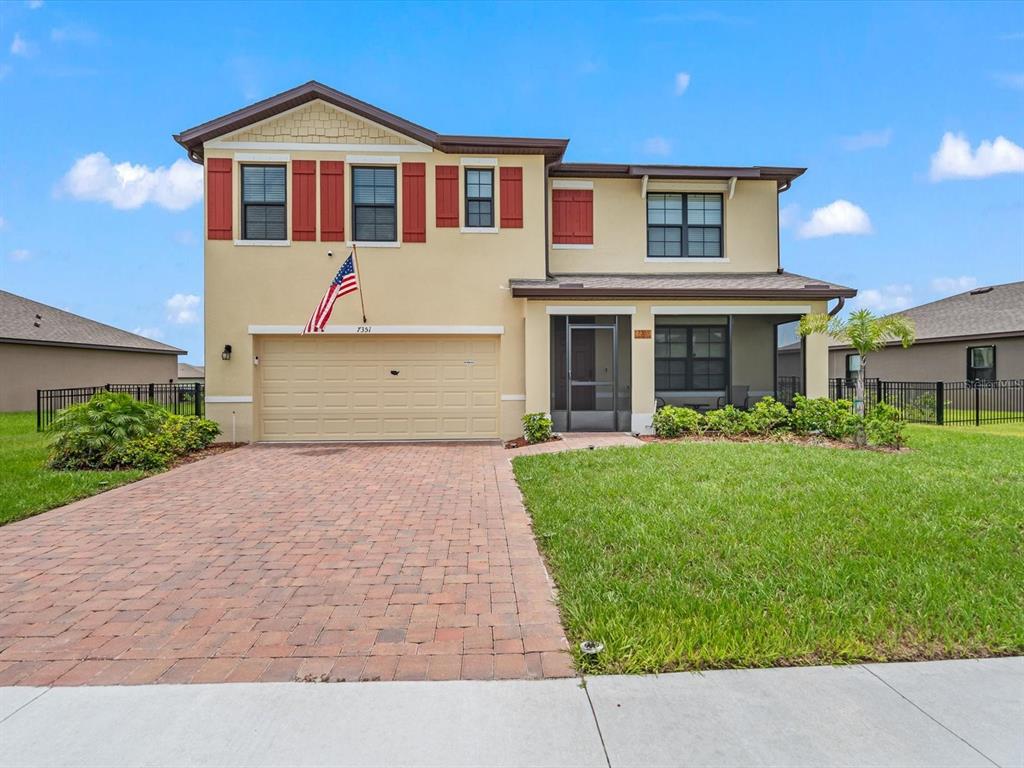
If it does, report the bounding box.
[0,412,144,526]
[512,424,1024,674]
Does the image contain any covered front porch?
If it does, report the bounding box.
[513,272,855,434]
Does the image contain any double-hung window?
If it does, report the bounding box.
[465,168,494,228]
[352,166,397,242]
[647,193,723,258]
[967,345,996,382]
[654,322,728,391]
[241,165,286,240]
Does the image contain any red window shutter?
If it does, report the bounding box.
[291,160,316,241]
[402,162,426,242]
[435,165,459,227]
[206,158,232,240]
[552,189,593,244]
[320,160,344,241]
[500,167,523,228]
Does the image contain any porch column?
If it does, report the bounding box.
[631,305,656,433]
[804,331,829,397]
[524,301,550,416]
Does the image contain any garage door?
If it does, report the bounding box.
[257,335,499,441]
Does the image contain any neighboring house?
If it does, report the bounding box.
[0,290,184,412]
[177,363,205,384]
[829,282,1024,383]
[174,80,855,442]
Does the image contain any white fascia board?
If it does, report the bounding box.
[234,152,290,162]
[552,179,594,190]
[650,305,811,315]
[248,325,505,335]
[345,155,401,165]
[544,306,637,315]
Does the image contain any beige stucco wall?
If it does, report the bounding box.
[548,178,780,274]
[0,343,179,412]
[828,336,1024,381]
[203,136,547,442]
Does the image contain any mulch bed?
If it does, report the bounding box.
[168,442,246,468]
[638,432,906,452]
[504,435,563,450]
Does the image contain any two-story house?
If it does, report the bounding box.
[174,81,856,443]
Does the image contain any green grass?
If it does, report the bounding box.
[513,424,1024,674]
[0,412,144,526]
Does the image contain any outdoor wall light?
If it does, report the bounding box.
[221,344,232,361]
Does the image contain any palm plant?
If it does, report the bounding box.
[48,392,166,469]
[799,309,915,439]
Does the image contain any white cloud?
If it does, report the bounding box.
[27,0,44,8]
[643,136,672,156]
[991,72,1024,91]
[929,132,1024,181]
[57,152,203,211]
[796,200,873,239]
[674,72,691,96]
[9,248,32,262]
[930,276,978,294]
[132,326,164,340]
[856,284,914,313]
[778,203,800,229]
[10,33,35,57]
[839,128,892,151]
[50,24,98,44]
[166,293,200,325]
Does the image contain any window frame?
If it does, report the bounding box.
[654,322,729,392]
[464,167,495,229]
[845,353,862,382]
[351,165,398,243]
[240,163,288,242]
[646,192,724,259]
[966,345,996,382]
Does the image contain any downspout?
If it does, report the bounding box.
[828,296,846,317]
[543,160,557,278]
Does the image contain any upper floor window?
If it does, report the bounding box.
[465,168,494,228]
[353,166,397,242]
[242,165,286,240]
[967,345,996,382]
[647,193,722,258]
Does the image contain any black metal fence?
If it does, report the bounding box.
[37,383,204,431]
[829,378,1024,426]
[775,376,802,408]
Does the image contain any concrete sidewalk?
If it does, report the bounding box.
[1,658,1020,767]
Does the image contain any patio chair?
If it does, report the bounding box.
[717,385,750,410]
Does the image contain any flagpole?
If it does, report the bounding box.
[351,244,368,323]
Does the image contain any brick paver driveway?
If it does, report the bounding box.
[0,441,595,686]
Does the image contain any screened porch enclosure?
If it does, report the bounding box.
[655,315,804,411]
[550,315,632,432]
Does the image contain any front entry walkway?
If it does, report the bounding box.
[0,439,640,685]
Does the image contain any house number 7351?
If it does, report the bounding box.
[356,326,372,333]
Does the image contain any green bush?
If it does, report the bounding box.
[865,401,905,448]
[522,412,553,444]
[652,405,703,437]
[746,396,791,435]
[703,405,751,436]
[113,415,221,470]
[789,394,862,440]
[48,392,167,470]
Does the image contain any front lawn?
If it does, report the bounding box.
[513,424,1024,674]
[0,412,144,526]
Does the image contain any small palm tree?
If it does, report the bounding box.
[799,308,916,422]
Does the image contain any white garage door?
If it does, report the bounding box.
[257,335,500,441]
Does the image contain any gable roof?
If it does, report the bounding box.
[174,81,570,164]
[0,290,184,355]
[831,281,1024,348]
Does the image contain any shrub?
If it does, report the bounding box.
[652,405,703,437]
[522,412,553,444]
[48,392,167,470]
[789,395,862,440]
[703,405,751,436]
[865,401,905,448]
[746,396,791,435]
[112,415,222,470]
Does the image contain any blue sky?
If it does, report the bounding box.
[1,0,1022,363]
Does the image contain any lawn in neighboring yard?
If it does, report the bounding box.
[0,412,144,526]
[513,423,1024,674]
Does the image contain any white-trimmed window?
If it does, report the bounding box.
[465,168,494,228]
[241,165,287,240]
[352,166,397,242]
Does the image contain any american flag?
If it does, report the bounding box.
[302,254,359,334]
